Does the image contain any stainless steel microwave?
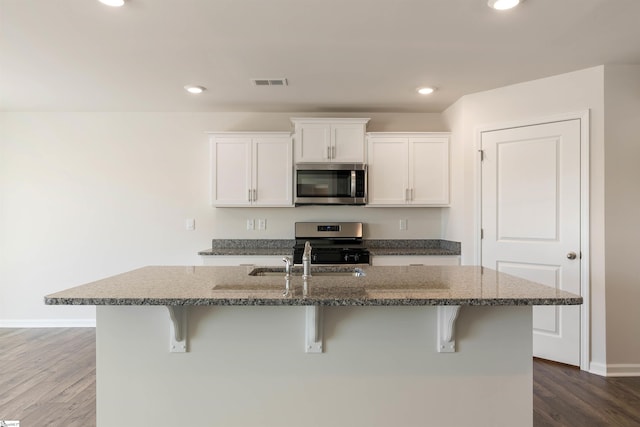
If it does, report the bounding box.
[295,163,367,205]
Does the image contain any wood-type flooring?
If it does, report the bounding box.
[1,328,639,426]
[533,357,640,426]
[0,328,95,427]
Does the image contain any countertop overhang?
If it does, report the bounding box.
[44,265,582,307]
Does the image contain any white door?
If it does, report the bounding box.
[481,120,581,366]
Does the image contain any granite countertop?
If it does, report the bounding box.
[198,239,293,256]
[45,265,581,307]
[366,239,461,256]
[198,239,461,256]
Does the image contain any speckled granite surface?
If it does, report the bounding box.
[198,239,295,256]
[367,239,460,256]
[45,265,581,307]
[198,239,461,256]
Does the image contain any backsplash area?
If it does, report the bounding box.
[210,206,446,239]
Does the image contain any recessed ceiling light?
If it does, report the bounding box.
[99,0,125,7]
[417,87,435,95]
[488,0,523,10]
[184,85,206,94]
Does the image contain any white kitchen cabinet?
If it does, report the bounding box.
[367,132,450,206]
[371,255,460,266]
[209,132,293,207]
[291,118,370,163]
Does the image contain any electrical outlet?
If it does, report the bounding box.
[246,219,255,230]
[185,218,195,231]
[257,219,266,230]
[399,219,408,231]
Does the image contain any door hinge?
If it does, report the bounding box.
[479,149,485,161]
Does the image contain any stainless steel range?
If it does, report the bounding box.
[293,222,370,265]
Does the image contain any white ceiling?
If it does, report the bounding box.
[2,0,640,113]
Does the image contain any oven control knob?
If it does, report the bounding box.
[343,253,360,262]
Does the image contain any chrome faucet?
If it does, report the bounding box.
[283,256,293,276]
[282,256,293,296]
[302,241,312,278]
[302,241,312,296]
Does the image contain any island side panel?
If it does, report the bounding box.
[97,305,533,427]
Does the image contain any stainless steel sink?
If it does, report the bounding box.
[248,266,366,277]
[310,270,366,277]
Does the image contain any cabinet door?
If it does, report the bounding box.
[294,123,330,163]
[211,137,252,206]
[408,137,449,205]
[367,138,409,205]
[332,123,365,162]
[253,137,293,206]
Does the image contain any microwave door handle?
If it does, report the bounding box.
[351,170,356,197]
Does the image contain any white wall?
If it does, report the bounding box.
[603,65,640,370]
[442,66,609,370]
[0,111,446,325]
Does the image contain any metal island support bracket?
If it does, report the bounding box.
[305,305,324,353]
[167,306,188,353]
[437,305,461,353]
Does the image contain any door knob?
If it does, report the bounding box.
[566,252,577,260]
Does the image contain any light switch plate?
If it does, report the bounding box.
[186,218,195,231]
[246,219,255,230]
[257,219,266,230]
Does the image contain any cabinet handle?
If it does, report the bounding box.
[332,145,336,159]
[410,188,414,201]
[248,189,252,202]
[253,189,257,202]
[405,188,409,201]
[327,146,331,159]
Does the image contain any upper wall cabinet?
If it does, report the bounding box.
[291,118,370,163]
[367,132,450,207]
[209,132,293,207]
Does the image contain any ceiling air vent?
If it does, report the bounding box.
[251,78,288,87]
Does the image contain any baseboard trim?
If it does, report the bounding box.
[589,361,640,377]
[589,362,608,376]
[605,364,640,377]
[0,318,96,328]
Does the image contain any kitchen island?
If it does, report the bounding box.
[46,265,581,427]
